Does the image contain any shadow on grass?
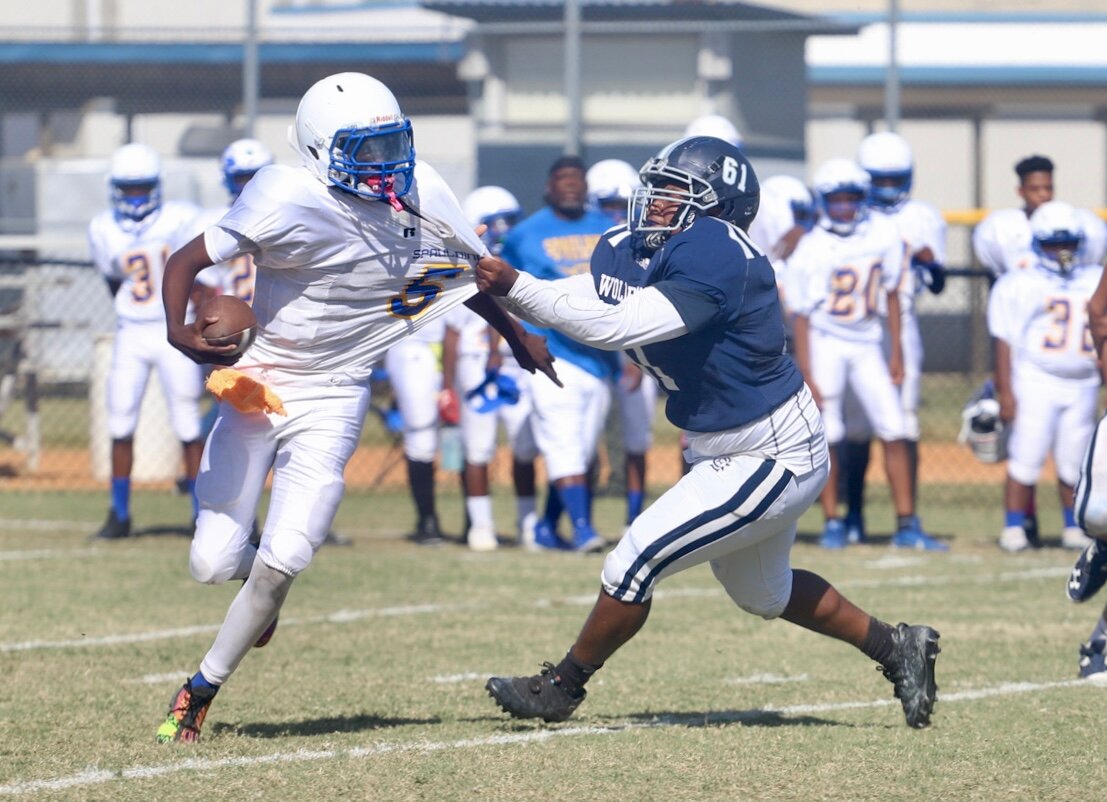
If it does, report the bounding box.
[610,709,855,729]
[210,712,441,739]
[134,523,193,538]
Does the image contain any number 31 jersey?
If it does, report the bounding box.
[785,214,903,343]
[210,161,486,384]
[88,201,199,324]
[987,261,1103,385]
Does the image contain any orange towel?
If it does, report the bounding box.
[206,368,287,416]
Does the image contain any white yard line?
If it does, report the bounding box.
[0,567,1070,654]
[124,672,190,686]
[724,673,810,685]
[0,677,1088,797]
[0,519,99,533]
[0,548,122,562]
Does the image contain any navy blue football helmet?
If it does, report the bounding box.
[630,136,760,249]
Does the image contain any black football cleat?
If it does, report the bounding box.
[91,509,132,541]
[880,623,940,729]
[486,662,586,723]
[1066,539,1107,603]
[408,515,446,547]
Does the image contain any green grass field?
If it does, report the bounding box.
[2,484,1105,801]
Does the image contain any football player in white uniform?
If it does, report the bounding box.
[154,73,556,744]
[440,186,538,551]
[988,202,1103,553]
[787,158,946,551]
[747,174,817,284]
[88,143,202,540]
[974,155,1106,278]
[973,154,1107,544]
[588,158,659,532]
[191,138,274,304]
[839,133,947,544]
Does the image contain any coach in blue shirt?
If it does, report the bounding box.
[501,156,620,553]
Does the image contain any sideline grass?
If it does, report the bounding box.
[2,488,1104,801]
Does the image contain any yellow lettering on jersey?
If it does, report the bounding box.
[542,234,601,272]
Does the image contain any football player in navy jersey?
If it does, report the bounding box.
[478,136,941,729]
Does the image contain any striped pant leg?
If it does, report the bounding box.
[602,454,822,608]
[1075,411,1107,536]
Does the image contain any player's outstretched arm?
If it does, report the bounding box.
[464,289,562,387]
[163,234,239,365]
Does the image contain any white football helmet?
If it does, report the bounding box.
[221,138,274,197]
[812,158,871,236]
[958,394,1008,464]
[586,159,640,223]
[683,114,743,149]
[1030,200,1085,275]
[109,143,162,221]
[289,72,415,203]
[762,174,817,231]
[857,132,913,211]
[463,185,521,254]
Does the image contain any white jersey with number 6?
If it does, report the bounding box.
[206,162,487,384]
[785,214,903,344]
[192,205,257,303]
[88,201,199,323]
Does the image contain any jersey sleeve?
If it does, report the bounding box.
[879,224,905,292]
[973,214,1005,275]
[215,165,302,252]
[987,274,1021,342]
[87,217,117,279]
[651,226,737,329]
[781,238,817,317]
[408,161,489,260]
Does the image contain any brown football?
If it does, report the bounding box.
[200,295,257,357]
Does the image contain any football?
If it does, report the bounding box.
[199,295,257,357]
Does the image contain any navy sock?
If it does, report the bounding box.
[110,477,131,521]
[554,651,601,697]
[1063,506,1077,529]
[190,671,220,692]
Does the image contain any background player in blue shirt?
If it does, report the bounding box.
[501,156,621,552]
[479,136,941,729]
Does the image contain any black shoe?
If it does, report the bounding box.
[408,516,446,546]
[1023,515,1041,548]
[1067,539,1107,603]
[879,623,940,728]
[91,509,131,540]
[323,530,353,547]
[486,662,586,723]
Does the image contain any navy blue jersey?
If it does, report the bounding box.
[591,219,803,431]
[503,207,621,380]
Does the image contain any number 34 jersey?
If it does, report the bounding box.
[209,161,486,384]
[784,214,904,344]
[987,262,1104,385]
[88,201,200,324]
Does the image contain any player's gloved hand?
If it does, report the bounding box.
[476,255,519,296]
[912,255,946,295]
[167,319,241,366]
[512,331,562,388]
[438,388,461,425]
[206,369,287,416]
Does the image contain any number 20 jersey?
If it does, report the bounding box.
[209,161,485,384]
[88,201,199,324]
[784,214,904,344]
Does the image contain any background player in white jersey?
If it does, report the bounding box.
[747,174,817,284]
[440,186,538,551]
[479,135,941,730]
[153,72,556,744]
[588,158,659,532]
[191,138,274,303]
[973,155,1107,545]
[974,155,1107,279]
[840,132,948,544]
[787,158,945,551]
[87,143,203,540]
[988,202,1103,553]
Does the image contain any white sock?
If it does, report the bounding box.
[466,495,494,530]
[200,556,293,684]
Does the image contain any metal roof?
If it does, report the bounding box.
[421,0,855,33]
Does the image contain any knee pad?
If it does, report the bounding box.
[189,541,246,585]
[711,560,793,620]
[403,425,438,463]
[260,530,316,576]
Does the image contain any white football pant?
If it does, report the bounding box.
[1076,411,1107,535]
[386,339,441,462]
[456,353,537,465]
[1007,366,1097,487]
[528,359,611,481]
[844,312,922,442]
[617,372,658,455]
[809,330,906,444]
